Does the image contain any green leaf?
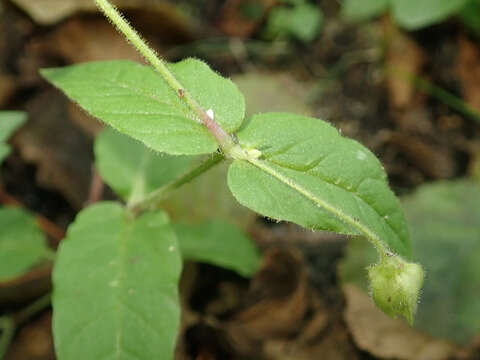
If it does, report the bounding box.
[404,180,480,343]
[232,72,313,118]
[0,111,27,163]
[0,111,27,142]
[94,128,194,202]
[53,202,182,359]
[0,206,51,281]
[341,180,480,342]
[41,59,245,155]
[391,0,469,29]
[227,112,410,258]
[459,0,480,35]
[264,2,323,43]
[162,161,256,229]
[173,220,261,277]
[341,0,389,21]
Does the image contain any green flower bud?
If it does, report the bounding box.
[368,255,424,325]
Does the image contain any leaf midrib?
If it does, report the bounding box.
[114,216,132,360]
[247,157,388,255]
[266,156,398,236]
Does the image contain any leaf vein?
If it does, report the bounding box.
[247,158,388,254]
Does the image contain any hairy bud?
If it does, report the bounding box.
[368,255,424,325]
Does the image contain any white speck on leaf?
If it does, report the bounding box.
[169,245,175,252]
[206,109,214,119]
[147,221,157,227]
[356,150,367,160]
[109,280,119,287]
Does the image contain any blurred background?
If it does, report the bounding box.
[0,0,479,359]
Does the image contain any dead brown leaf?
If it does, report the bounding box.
[9,0,193,31]
[344,284,457,360]
[5,312,54,360]
[217,0,275,37]
[392,106,434,135]
[0,74,16,108]
[264,321,359,360]
[388,132,456,179]
[226,247,309,355]
[0,265,51,306]
[454,335,480,360]
[384,19,425,109]
[12,90,93,208]
[46,17,145,63]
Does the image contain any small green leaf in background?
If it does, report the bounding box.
[391,0,469,30]
[232,72,313,118]
[94,128,256,227]
[459,0,480,35]
[0,111,27,164]
[0,206,52,281]
[173,220,261,277]
[162,161,257,229]
[341,0,472,30]
[264,1,323,43]
[41,59,245,155]
[341,0,389,22]
[53,202,182,359]
[228,112,411,259]
[340,180,480,343]
[94,128,193,202]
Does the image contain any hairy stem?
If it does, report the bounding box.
[0,293,51,358]
[129,153,224,214]
[94,0,237,153]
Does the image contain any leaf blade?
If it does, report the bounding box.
[227,112,410,258]
[94,128,194,202]
[53,202,182,360]
[0,207,51,281]
[341,0,389,22]
[174,220,261,277]
[0,111,27,164]
[41,59,245,155]
[391,0,469,29]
